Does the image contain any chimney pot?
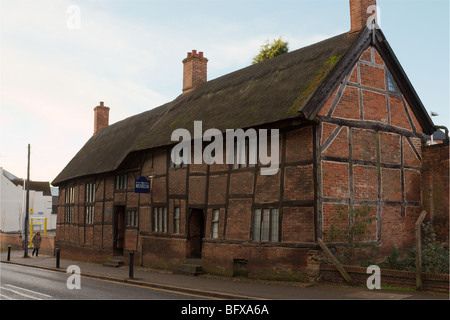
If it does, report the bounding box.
[93,101,110,135]
[182,50,208,94]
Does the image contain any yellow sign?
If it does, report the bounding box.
[30,209,33,214]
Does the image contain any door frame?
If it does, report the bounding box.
[113,205,126,255]
[187,208,205,259]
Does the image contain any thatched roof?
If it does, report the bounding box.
[52,27,434,186]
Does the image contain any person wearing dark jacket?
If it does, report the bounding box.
[31,231,42,257]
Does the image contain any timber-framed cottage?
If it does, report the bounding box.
[52,0,443,280]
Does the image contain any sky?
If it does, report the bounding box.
[0,0,449,183]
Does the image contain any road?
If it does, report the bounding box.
[0,263,212,300]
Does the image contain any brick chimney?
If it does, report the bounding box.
[349,0,377,33]
[182,50,208,94]
[93,101,110,135]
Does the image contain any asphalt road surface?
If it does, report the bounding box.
[0,263,212,300]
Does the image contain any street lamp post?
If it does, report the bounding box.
[24,144,30,258]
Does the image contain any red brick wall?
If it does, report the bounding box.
[282,207,314,242]
[318,46,425,260]
[1,233,55,256]
[55,125,317,276]
[202,242,309,281]
[139,235,187,269]
[421,143,449,243]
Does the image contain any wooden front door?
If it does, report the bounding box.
[113,206,125,255]
[188,209,205,258]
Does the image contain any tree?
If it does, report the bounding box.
[252,37,289,64]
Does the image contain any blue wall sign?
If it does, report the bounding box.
[135,176,150,193]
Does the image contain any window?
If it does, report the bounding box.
[115,174,128,190]
[387,72,398,93]
[126,210,139,227]
[211,209,220,239]
[85,183,95,202]
[153,207,168,233]
[85,206,94,225]
[85,183,95,225]
[65,186,75,223]
[174,206,181,234]
[253,208,279,242]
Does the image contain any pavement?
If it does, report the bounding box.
[1,250,448,300]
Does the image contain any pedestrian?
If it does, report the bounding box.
[31,231,42,257]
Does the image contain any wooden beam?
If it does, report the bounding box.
[318,116,423,139]
[415,210,427,291]
[317,238,352,284]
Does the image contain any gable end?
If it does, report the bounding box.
[302,27,434,136]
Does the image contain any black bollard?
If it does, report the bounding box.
[7,245,11,261]
[56,248,60,268]
[129,251,134,279]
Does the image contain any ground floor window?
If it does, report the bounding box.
[174,206,181,234]
[126,210,138,227]
[211,209,220,238]
[253,208,279,242]
[153,207,168,233]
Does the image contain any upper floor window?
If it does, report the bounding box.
[85,183,95,225]
[65,186,75,204]
[85,183,95,202]
[387,72,398,93]
[65,186,75,223]
[115,174,128,190]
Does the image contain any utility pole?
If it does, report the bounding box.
[24,144,30,258]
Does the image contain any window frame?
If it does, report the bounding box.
[152,207,168,233]
[85,183,95,225]
[174,206,181,234]
[64,186,75,223]
[115,174,128,190]
[252,208,279,242]
[126,210,139,228]
[211,209,220,239]
[386,71,398,93]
